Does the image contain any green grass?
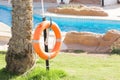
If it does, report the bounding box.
[0,51,120,80]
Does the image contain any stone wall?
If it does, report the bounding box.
[34,0,56,3]
[47,5,108,16]
[70,0,101,4]
[34,0,101,4]
[63,30,120,53]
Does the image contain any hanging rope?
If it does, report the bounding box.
[49,17,52,28]
[44,18,52,46]
[41,0,45,17]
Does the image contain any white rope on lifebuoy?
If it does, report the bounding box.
[33,21,62,60]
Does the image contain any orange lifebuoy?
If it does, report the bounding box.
[33,21,62,60]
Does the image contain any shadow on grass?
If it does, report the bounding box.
[62,50,85,54]
[0,67,67,80]
[27,69,67,80]
[0,51,6,54]
[0,68,17,80]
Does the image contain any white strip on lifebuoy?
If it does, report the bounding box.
[33,21,62,60]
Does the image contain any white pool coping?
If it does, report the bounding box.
[43,13,120,21]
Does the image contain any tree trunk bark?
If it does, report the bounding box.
[5,0,35,74]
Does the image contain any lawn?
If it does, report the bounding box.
[0,51,120,80]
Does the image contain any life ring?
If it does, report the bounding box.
[33,21,62,60]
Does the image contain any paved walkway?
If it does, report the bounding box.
[104,4,120,17]
[0,0,120,17]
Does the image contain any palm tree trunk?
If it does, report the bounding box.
[5,0,35,74]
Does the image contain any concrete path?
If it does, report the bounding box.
[1,0,120,17]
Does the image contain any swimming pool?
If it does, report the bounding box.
[0,5,120,34]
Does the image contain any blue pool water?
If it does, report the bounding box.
[0,5,120,34]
